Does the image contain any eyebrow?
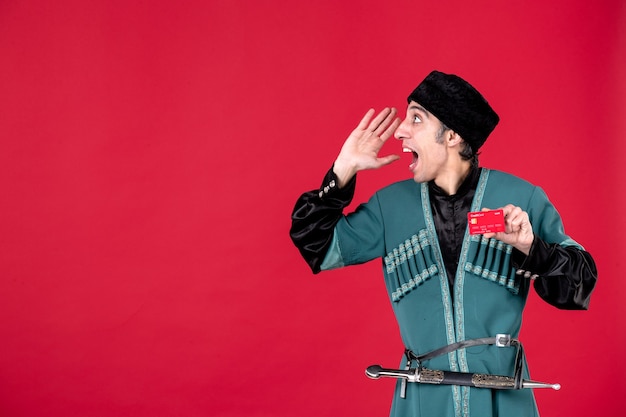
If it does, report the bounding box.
[408,104,430,119]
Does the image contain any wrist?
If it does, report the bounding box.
[332,158,357,188]
[516,235,535,256]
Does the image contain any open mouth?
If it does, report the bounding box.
[403,147,418,171]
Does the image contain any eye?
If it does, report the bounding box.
[412,115,422,123]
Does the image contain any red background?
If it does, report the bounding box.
[1,1,625,416]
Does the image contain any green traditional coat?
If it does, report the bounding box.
[320,169,583,417]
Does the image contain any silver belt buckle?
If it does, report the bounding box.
[496,334,511,347]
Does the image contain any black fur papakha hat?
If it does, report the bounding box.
[407,71,499,152]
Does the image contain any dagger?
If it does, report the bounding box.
[366,364,561,390]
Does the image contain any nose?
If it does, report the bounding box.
[394,118,409,140]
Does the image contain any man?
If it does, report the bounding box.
[289,71,597,417]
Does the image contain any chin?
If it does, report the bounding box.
[411,174,428,184]
[410,170,434,184]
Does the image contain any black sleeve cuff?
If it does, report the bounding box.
[317,164,356,204]
[511,236,544,280]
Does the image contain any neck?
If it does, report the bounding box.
[433,161,473,196]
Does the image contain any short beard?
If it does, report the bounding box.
[435,123,449,144]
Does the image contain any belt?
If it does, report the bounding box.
[365,334,560,398]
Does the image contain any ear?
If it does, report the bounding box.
[446,130,463,147]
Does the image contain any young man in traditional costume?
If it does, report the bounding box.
[289,71,597,417]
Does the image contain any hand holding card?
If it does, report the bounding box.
[467,209,505,235]
[469,205,534,255]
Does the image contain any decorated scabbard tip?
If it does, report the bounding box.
[522,380,562,390]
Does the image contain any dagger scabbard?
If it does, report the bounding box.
[366,365,560,390]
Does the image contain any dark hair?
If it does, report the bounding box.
[460,141,479,168]
[435,122,479,167]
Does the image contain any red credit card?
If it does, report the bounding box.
[468,209,505,235]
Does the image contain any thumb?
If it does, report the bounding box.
[377,154,401,166]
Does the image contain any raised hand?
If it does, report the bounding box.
[333,108,401,188]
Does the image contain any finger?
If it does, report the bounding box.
[380,117,401,141]
[378,108,398,133]
[356,108,376,131]
[502,205,518,221]
[504,207,526,232]
[500,204,516,217]
[368,108,395,132]
[513,212,530,231]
